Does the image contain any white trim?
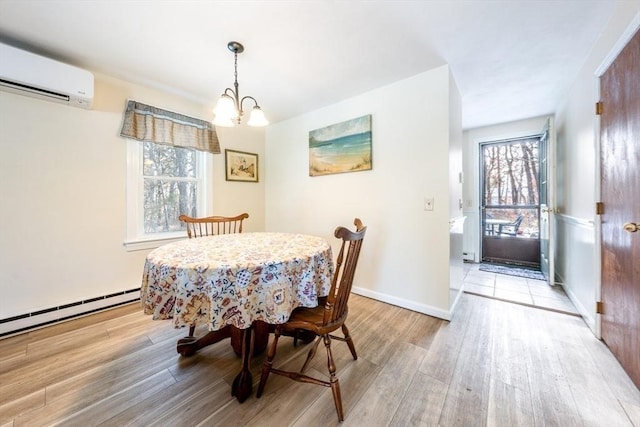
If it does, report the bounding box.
[449,285,464,315]
[352,286,452,321]
[555,215,598,336]
[593,64,603,341]
[125,139,213,246]
[123,235,186,251]
[594,12,640,76]
[555,269,596,334]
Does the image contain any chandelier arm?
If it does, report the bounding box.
[239,95,260,112]
[223,88,240,108]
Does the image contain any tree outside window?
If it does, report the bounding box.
[482,138,540,238]
[125,139,210,249]
[142,142,199,234]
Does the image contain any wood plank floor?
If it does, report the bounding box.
[1,290,639,426]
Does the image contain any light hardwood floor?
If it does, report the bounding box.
[1,283,639,426]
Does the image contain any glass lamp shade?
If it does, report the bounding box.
[213,94,237,127]
[247,106,269,127]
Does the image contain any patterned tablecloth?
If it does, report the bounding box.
[141,232,334,330]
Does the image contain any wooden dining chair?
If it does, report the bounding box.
[256,218,367,422]
[178,213,249,238]
[178,212,249,336]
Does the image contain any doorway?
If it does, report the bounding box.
[480,136,541,267]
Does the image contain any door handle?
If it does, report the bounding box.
[541,208,560,214]
[623,222,639,233]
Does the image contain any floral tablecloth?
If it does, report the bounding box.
[141,232,334,330]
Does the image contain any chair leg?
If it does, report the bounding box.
[188,325,196,336]
[301,336,322,373]
[341,323,357,360]
[256,329,280,398]
[323,334,344,421]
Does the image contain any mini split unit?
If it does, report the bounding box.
[0,42,94,109]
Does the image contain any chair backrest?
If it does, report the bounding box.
[500,214,524,236]
[511,214,524,229]
[178,213,249,238]
[323,218,367,326]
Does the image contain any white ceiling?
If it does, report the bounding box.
[0,1,617,129]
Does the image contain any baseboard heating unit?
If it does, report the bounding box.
[0,288,140,338]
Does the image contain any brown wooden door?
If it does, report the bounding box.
[600,27,640,389]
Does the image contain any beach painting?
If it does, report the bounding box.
[309,114,372,177]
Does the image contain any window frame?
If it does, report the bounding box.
[124,139,213,251]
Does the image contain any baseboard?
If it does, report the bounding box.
[0,288,140,338]
[554,272,596,334]
[555,214,598,336]
[352,286,452,321]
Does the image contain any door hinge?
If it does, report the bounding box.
[596,101,603,115]
[596,301,603,314]
[596,202,604,215]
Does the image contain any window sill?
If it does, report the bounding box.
[123,235,186,252]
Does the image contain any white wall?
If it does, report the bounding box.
[448,73,464,311]
[0,72,265,321]
[265,65,462,319]
[555,3,640,334]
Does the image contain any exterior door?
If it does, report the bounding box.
[539,118,555,285]
[480,137,541,267]
[600,27,640,389]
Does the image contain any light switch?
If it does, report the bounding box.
[424,197,434,211]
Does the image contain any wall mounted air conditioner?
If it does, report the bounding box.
[0,42,94,109]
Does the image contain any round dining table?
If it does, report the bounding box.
[140,232,334,402]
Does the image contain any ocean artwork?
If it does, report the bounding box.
[309,114,372,177]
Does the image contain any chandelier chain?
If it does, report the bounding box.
[234,51,239,88]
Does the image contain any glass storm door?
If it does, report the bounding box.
[481,137,541,267]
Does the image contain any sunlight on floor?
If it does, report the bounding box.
[462,262,579,316]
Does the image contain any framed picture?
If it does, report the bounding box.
[225,149,259,182]
[309,114,372,177]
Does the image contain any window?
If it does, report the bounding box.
[125,140,212,250]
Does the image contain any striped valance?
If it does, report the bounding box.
[120,100,220,154]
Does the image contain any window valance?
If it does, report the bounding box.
[120,100,220,154]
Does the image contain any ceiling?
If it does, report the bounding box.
[0,1,617,129]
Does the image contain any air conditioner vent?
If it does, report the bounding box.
[0,78,71,102]
[0,42,93,109]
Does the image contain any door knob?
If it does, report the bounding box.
[623,222,639,233]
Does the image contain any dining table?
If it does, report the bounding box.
[140,232,334,402]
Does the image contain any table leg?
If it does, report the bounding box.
[231,326,254,403]
[176,325,232,357]
[176,322,272,403]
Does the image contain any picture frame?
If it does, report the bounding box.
[309,114,372,177]
[225,149,259,182]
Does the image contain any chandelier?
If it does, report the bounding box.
[212,41,268,127]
